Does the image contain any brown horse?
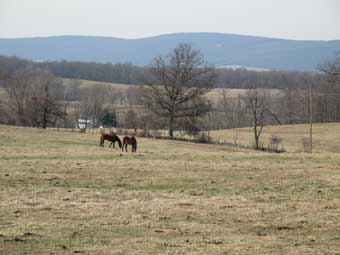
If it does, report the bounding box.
[122,136,137,152]
[99,133,122,148]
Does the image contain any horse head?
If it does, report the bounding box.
[116,135,122,149]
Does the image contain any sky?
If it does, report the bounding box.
[0,0,339,40]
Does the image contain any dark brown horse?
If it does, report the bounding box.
[99,133,122,148]
[122,136,137,152]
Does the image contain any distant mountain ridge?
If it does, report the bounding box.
[0,33,339,71]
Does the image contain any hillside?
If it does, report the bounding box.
[61,78,253,101]
[1,33,339,71]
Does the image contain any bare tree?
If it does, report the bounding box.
[143,43,215,137]
[78,85,108,128]
[124,109,139,134]
[317,52,340,123]
[89,85,107,127]
[79,87,92,129]
[4,67,64,127]
[246,88,268,150]
[4,67,37,125]
[29,70,64,128]
[319,52,340,85]
[219,90,243,129]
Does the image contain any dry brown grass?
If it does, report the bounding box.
[62,78,130,91]
[210,123,340,153]
[1,125,340,254]
[63,78,251,103]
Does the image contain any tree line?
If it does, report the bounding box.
[0,47,339,149]
[0,55,323,89]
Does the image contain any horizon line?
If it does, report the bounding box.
[0,32,339,42]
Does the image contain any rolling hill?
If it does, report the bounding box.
[0,33,339,71]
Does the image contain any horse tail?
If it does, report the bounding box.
[133,137,137,152]
[116,136,122,149]
[100,134,104,147]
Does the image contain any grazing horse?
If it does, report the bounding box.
[99,133,122,148]
[122,136,137,152]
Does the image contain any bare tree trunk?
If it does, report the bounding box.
[253,117,259,150]
[169,114,174,138]
[64,104,68,128]
[18,106,26,126]
[247,88,267,150]
[42,104,48,129]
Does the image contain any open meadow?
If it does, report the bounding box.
[61,78,255,104]
[1,125,340,254]
[210,123,340,153]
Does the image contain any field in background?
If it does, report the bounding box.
[62,78,131,93]
[210,123,340,153]
[80,122,340,153]
[0,77,284,129]
[0,77,284,103]
[59,79,340,154]
[1,125,340,254]
[62,78,253,103]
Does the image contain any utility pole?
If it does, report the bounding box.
[309,84,313,153]
[208,112,211,138]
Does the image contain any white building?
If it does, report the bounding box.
[75,118,93,129]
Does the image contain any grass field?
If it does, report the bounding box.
[1,125,340,254]
[62,78,253,103]
[62,78,131,93]
[210,123,340,153]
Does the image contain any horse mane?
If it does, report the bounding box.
[100,133,122,148]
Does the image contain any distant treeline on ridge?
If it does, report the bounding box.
[0,55,322,89]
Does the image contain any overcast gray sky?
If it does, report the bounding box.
[0,0,339,40]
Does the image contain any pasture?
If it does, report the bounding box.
[211,123,340,153]
[61,78,254,103]
[1,125,340,254]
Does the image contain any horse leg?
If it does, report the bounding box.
[125,144,128,152]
